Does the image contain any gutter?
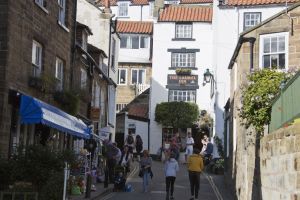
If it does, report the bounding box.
[228,37,255,69]
[71,0,78,89]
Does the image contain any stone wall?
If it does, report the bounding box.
[261,123,300,200]
[229,5,300,200]
[0,0,75,157]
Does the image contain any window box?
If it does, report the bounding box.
[175,68,191,75]
[28,76,44,91]
[53,91,80,115]
[28,74,58,93]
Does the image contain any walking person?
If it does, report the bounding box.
[185,132,194,163]
[187,148,204,200]
[171,132,181,161]
[164,153,179,200]
[135,135,143,161]
[140,150,152,193]
[119,145,132,175]
[125,131,135,158]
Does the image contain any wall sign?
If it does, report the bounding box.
[166,74,199,89]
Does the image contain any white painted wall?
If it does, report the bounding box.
[149,21,213,154]
[124,117,149,152]
[118,35,151,63]
[212,0,288,145]
[77,0,111,61]
[105,4,154,21]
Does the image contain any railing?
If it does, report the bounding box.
[135,83,150,95]
[269,71,300,132]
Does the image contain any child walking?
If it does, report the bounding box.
[164,152,179,200]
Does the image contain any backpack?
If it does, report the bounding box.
[136,137,143,146]
[127,135,134,144]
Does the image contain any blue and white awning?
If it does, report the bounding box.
[20,95,91,139]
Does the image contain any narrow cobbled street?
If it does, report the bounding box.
[100,160,233,200]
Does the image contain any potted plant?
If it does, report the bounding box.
[213,158,224,174]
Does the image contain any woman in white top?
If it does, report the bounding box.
[165,152,179,200]
[185,132,194,163]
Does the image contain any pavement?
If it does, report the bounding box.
[96,160,234,200]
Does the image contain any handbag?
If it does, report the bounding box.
[138,169,143,177]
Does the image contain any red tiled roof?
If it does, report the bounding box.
[180,0,213,4]
[131,0,149,5]
[117,21,153,34]
[96,0,117,7]
[158,6,212,22]
[128,104,148,118]
[226,0,298,6]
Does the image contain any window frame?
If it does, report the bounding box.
[140,36,149,49]
[55,57,64,91]
[131,68,146,85]
[80,68,87,89]
[175,23,193,39]
[118,2,129,17]
[168,90,196,103]
[82,30,88,52]
[58,0,66,26]
[32,40,43,77]
[243,12,261,31]
[259,32,289,70]
[111,38,116,71]
[171,52,196,68]
[149,2,154,17]
[118,68,128,85]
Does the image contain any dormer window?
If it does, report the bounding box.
[118,2,129,17]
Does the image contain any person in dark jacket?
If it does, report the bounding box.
[135,135,143,161]
[119,145,132,174]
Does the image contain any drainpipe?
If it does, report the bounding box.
[71,0,78,90]
[148,119,150,151]
[249,38,256,71]
[141,5,143,21]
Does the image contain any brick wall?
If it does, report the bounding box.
[261,123,300,200]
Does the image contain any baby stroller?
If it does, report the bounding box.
[113,165,126,192]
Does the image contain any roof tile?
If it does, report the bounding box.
[159,5,212,22]
[117,21,153,34]
[131,0,149,5]
[128,105,148,118]
[96,0,118,7]
[226,0,298,6]
[180,0,213,4]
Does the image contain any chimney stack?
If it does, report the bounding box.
[153,0,164,18]
[103,0,112,13]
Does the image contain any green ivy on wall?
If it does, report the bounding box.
[239,69,292,134]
